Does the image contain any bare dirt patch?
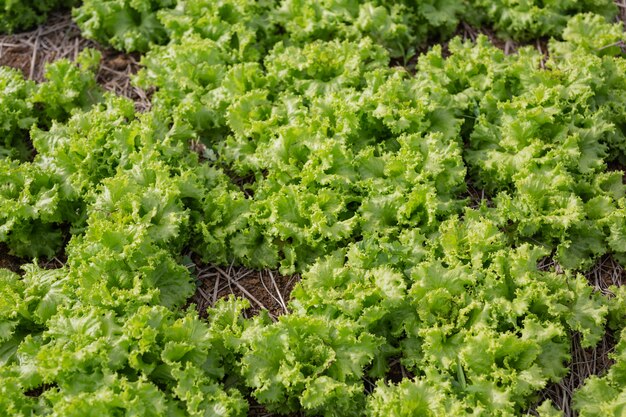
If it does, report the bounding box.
[0,244,24,273]
[190,263,300,319]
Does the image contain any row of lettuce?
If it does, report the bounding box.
[2,0,626,416]
[0,0,621,53]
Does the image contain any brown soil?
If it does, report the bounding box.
[0,12,150,111]
[0,242,66,274]
[190,264,300,320]
[0,244,24,273]
[247,397,308,417]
